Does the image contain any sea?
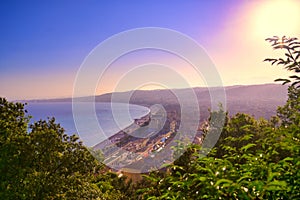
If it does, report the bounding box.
[25,102,150,147]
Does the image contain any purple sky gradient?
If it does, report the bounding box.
[1,0,299,100]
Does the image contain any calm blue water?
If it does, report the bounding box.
[26,102,150,147]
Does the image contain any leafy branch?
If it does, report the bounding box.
[264,36,300,87]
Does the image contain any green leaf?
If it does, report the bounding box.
[266,180,287,191]
[241,143,256,152]
[215,179,233,186]
[198,177,207,182]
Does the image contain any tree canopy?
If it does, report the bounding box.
[0,98,103,199]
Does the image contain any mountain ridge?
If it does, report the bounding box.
[25,83,288,119]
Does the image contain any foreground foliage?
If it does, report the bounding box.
[0,99,103,199]
[139,107,299,199]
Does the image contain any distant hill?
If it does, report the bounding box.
[29,84,289,119]
[224,84,288,118]
[93,84,288,119]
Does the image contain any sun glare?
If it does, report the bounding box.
[252,0,300,38]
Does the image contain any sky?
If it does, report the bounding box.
[1,0,300,100]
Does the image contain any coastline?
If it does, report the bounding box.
[93,113,151,150]
[91,105,182,172]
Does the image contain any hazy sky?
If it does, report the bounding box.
[1,0,300,100]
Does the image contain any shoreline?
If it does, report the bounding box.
[91,105,182,172]
[93,113,151,150]
[90,104,204,173]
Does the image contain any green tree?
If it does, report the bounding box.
[264,36,300,126]
[0,98,103,199]
[0,99,31,199]
[277,86,300,126]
